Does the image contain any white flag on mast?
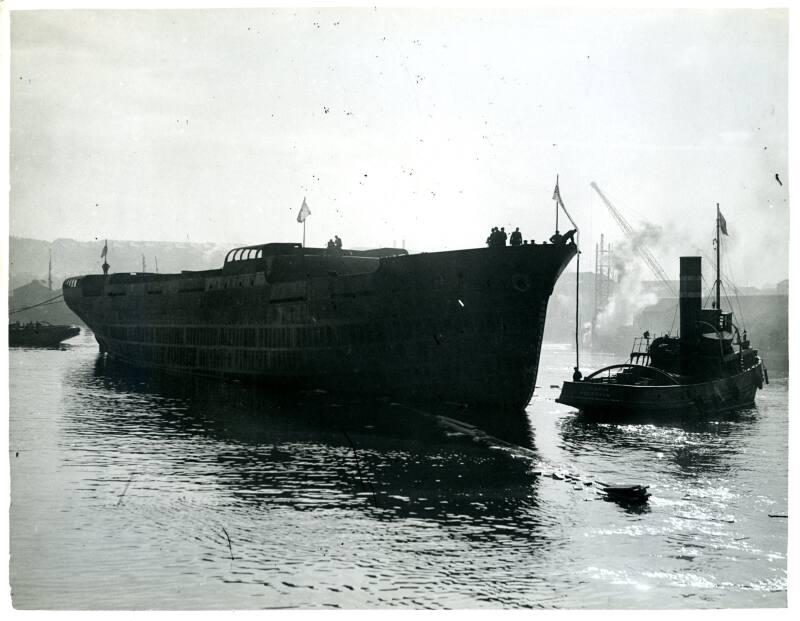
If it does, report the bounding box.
[297,197,311,223]
[552,180,564,208]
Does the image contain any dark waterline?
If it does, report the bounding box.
[9,333,788,609]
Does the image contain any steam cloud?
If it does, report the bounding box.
[595,222,662,336]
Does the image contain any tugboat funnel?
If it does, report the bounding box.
[679,256,702,372]
[679,256,702,341]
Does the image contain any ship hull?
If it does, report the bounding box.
[64,244,576,409]
[556,359,764,416]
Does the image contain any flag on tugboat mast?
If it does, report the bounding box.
[718,206,728,236]
[297,197,311,223]
[100,240,108,258]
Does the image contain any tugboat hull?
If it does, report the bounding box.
[9,324,81,348]
[557,359,764,416]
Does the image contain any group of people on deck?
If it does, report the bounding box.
[325,235,343,255]
[486,226,577,248]
[487,227,521,247]
[549,228,577,245]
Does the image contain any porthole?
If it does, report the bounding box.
[511,273,531,292]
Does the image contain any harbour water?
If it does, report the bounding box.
[9,333,788,609]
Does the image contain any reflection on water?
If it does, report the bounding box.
[69,356,545,541]
[559,408,759,476]
[9,340,789,609]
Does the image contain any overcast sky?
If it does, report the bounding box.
[9,7,789,286]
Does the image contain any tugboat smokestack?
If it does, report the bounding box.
[679,256,702,373]
[679,256,702,341]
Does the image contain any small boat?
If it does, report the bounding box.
[598,484,651,504]
[9,321,81,348]
[557,206,765,417]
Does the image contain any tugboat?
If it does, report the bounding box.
[557,206,765,416]
[9,321,81,348]
[9,252,81,348]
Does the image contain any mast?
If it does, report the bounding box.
[552,177,580,376]
[554,174,559,232]
[716,203,721,312]
[48,249,53,291]
[593,240,599,346]
[102,239,110,276]
[575,237,580,372]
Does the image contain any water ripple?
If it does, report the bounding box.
[9,338,788,609]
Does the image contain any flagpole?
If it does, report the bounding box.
[297,197,310,248]
[555,174,559,232]
[553,178,581,378]
[102,239,110,276]
[716,203,721,312]
[576,233,580,374]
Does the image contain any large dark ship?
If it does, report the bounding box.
[558,208,765,416]
[63,236,576,408]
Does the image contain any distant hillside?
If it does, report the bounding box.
[9,237,228,290]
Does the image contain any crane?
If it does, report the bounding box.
[590,182,677,298]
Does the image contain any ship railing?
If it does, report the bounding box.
[585,363,680,386]
[628,336,651,365]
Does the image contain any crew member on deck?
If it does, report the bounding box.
[510,227,522,246]
[549,230,562,245]
[499,227,508,246]
[334,235,342,250]
[562,228,577,245]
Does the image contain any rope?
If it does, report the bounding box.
[9,293,64,315]
[700,274,715,308]
[722,252,748,331]
[669,301,679,336]
[720,281,747,333]
[697,246,745,317]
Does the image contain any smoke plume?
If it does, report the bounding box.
[595,223,662,336]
